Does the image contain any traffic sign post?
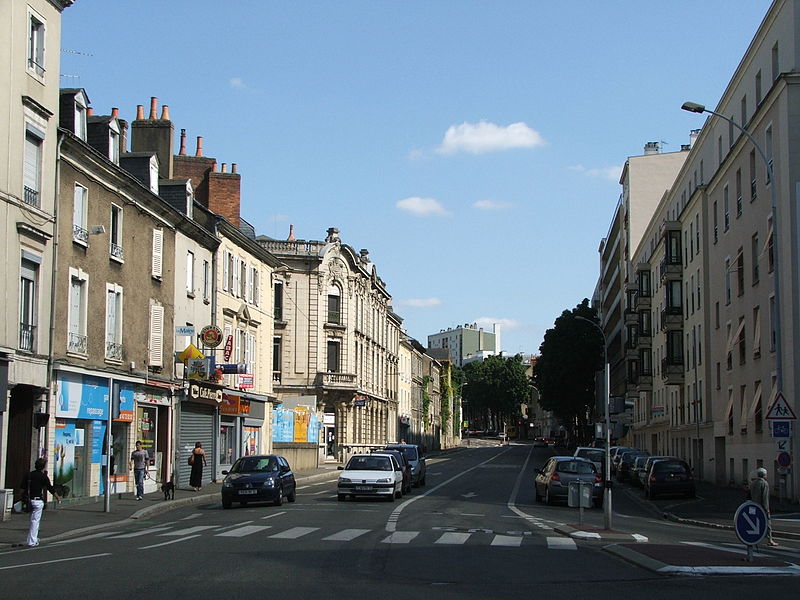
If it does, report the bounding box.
[734,501,769,561]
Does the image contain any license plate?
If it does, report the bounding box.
[238,489,258,495]
[355,486,372,491]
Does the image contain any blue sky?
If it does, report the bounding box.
[61,0,772,356]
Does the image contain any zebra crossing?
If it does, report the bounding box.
[53,521,581,550]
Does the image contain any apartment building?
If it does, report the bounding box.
[1,0,73,494]
[428,323,500,367]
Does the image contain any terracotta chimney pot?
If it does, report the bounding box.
[86,107,94,117]
[136,104,144,120]
[221,163,227,173]
[161,105,170,120]
[231,163,238,174]
[287,224,295,241]
[196,136,204,157]
[149,97,158,120]
[111,107,119,118]
[179,129,187,155]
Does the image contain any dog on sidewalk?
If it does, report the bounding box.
[161,479,175,500]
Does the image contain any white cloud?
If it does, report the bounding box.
[400,298,443,308]
[568,164,622,181]
[474,317,521,331]
[229,77,248,90]
[396,196,451,217]
[473,199,513,211]
[437,121,545,155]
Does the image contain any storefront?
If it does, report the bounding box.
[178,380,222,489]
[218,391,267,479]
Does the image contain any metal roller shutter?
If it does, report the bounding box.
[178,403,215,489]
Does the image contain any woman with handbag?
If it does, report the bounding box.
[188,441,207,492]
[21,458,60,547]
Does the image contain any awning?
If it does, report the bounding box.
[748,381,762,417]
[752,307,761,356]
[725,318,745,353]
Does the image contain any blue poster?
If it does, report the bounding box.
[91,421,106,496]
[56,373,109,420]
[307,413,321,444]
[54,422,76,487]
[272,407,295,443]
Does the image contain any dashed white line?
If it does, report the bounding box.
[0,553,111,570]
[139,534,201,549]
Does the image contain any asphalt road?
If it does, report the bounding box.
[1,443,798,599]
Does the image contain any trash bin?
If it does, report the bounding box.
[0,489,13,522]
[567,480,593,508]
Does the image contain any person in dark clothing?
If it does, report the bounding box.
[189,441,207,491]
[22,458,60,547]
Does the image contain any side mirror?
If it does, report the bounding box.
[337,466,344,470]
[221,470,228,475]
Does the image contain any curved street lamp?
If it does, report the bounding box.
[575,315,612,530]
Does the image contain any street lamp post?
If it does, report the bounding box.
[682,102,788,502]
[575,315,612,530]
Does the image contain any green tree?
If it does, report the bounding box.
[532,299,603,443]
[462,354,530,430]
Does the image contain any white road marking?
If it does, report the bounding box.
[214,520,254,531]
[460,513,485,517]
[322,529,371,541]
[436,532,471,545]
[180,513,202,521]
[158,526,216,536]
[216,525,272,537]
[260,511,286,520]
[631,534,649,543]
[490,535,522,547]
[109,526,172,538]
[381,531,419,544]
[547,537,577,550]
[0,553,111,571]
[269,527,319,539]
[139,534,201,549]
[51,532,120,545]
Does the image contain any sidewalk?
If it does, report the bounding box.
[0,464,340,549]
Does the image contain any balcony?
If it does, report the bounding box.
[650,405,668,424]
[110,243,124,261]
[659,257,682,282]
[635,374,653,392]
[23,186,40,208]
[105,341,123,362]
[661,356,684,385]
[633,291,651,310]
[19,323,35,352]
[73,224,89,244]
[68,332,87,355]
[316,371,357,390]
[272,371,282,384]
[660,307,683,331]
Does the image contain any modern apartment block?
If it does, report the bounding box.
[610,0,800,501]
[428,323,501,367]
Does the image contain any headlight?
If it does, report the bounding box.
[376,478,392,483]
[223,481,233,488]
[339,477,351,484]
[262,478,276,488]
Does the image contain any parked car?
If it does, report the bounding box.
[645,458,695,499]
[573,447,606,475]
[221,454,296,509]
[338,453,404,501]
[617,450,649,482]
[534,456,603,507]
[630,455,651,487]
[637,456,678,488]
[609,446,635,475]
[384,443,427,487]
[374,448,411,494]
[533,437,548,448]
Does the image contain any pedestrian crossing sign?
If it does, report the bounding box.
[765,392,797,420]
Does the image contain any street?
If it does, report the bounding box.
[2,443,799,598]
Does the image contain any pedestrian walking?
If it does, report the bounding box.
[189,441,207,492]
[21,458,60,548]
[750,467,779,546]
[130,440,149,500]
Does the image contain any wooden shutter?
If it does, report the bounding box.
[151,229,163,277]
[149,304,164,366]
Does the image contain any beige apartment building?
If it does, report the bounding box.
[620,0,800,500]
[0,0,72,493]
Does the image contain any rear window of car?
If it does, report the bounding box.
[346,456,392,471]
[557,461,596,474]
[387,446,418,461]
[653,461,688,474]
[576,449,604,462]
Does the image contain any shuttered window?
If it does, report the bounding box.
[149,304,164,367]
[151,229,163,278]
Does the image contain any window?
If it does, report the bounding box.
[736,249,744,296]
[749,150,757,202]
[738,317,746,365]
[273,280,283,320]
[105,284,123,361]
[186,251,195,295]
[769,296,776,352]
[149,304,164,367]
[273,337,282,374]
[667,280,682,311]
[68,268,88,354]
[765,126,773,183]
[109,126,120,164]
[202,260,210,301]
[751,234,759,284]
[755,70,762,105]
[110,204,124,261]
[723,185,730,231]
[713,201,718,243]
[718,135,723,165]
[20,255,39,352]
[666,330,683,364]
[73,184,88,244]
[327,285,341,324]
[239,259,247,299]
[74,98,87,141]
[724,259,731,305]
[638,269,651,297]
[327,339,340,372]
[740,96,747,126]
[639,310,650,337]
[151,229,163,278]
[715,302,720,329]
[640,348,652,375]
[222,250,230,291]
[27,11,45,76]
[772,42,779,81]
[666,230,681,264]
[248,266,259,305]
[735,169,742,217]
[767,216,774,272]
[231,256,240,296]
[753,306,761,359]
[23,127,43,207]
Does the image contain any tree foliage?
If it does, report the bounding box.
[461,354,531,428]
[532,299,603,440]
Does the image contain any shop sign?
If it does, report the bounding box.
[115,385,136,422]
[187,358,212,380]
[188,381,223,404]
[223,335,234,361]
[200,325,223,348]
[134,389,171,406]
[175,325,196,337]
[238,374,254,389]
[221,393,251,415]
[219,363,249,374]
[56,373,109,420]
[178,344,204,363]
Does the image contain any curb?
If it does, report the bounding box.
[664,512,800,542]
[554,524,648,543]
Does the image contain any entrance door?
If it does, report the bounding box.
[218,417,238,478]
[136,405,158,494]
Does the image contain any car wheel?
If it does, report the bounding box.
[337,493,345,502]
[396,487,403,499]
[287,488,296,503]
[545,488,554,505]
[274,487,283,506]
[420,474,426,487]
[387,490,395,502]
[534,487,542,503]
[222,499,232,509]
[593,498,603,508]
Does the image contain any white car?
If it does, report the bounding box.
[574,447,606,474]
[337,453,404,502]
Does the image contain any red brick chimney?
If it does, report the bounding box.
[173,134,215,207]
[207,167,242,227]
[131,96,174,178]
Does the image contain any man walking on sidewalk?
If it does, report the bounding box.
[23,458,61,547]
[130,441,149,500]
[751,467,779,546]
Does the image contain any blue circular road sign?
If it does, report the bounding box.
[734,501,768,546]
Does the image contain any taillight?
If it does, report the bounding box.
[595,474,602,484]
[550,472,561,482]
[649,474,656,483]
[687,473,694,481]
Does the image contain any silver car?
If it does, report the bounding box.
[534,456,603,507]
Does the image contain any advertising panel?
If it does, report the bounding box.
[56,373,109,420]
[272,406,321,443]
[54,421,77,487]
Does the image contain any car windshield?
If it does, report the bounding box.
[558,461,596,474]
[346,456,393,471]
[230,457,278,473]
[387,446,418,461]
[577,449,604,462]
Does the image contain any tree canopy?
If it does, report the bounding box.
[532,298,603,441]
[461,354,530,429]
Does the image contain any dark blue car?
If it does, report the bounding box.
[221,454,296,509]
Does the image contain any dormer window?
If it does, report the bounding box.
[148,157,159,193]
[74,101,87,141]
[109,121,120,164]
[27,10,45,77]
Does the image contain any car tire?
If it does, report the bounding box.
[287,489,296,503]
[420,474,426,487]
[337,493,345,502]
[396,487,403,499]
[222,499,232,509]
[534,487,542,503]
[274,487,283,506]
[593,498,603,508]
[545,488,554,506]
[387,490,395,502]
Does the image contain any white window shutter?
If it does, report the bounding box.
[151,229,163,277]
[149,304,164,366]
[222,251,229,291]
